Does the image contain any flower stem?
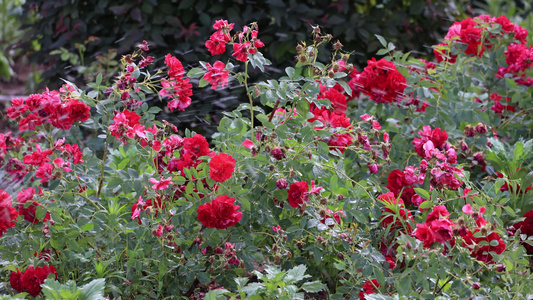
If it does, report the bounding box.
[243,61,255,143]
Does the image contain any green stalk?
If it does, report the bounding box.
[243,61,255,143]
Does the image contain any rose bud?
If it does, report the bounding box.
[472,282,480,290]
[276,178,288,189]
[461,140,469,152]
[475,123,487,134]
[496,264,506,272]
[473,152,485,165]
[271,148,285,160]
[464,125,475,137]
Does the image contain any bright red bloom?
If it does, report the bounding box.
[204,61,229,90]
[183,134,210,158]
[426,205,450,223]
[209,153,236,182]
[412,125,449,160]
[149,176,173,190]
[317,86,348,112]
[10,269,24,293]
[18,265,57,297]
[23,145,53,166]
[232,41,251,62]
[356,58,407,104]
[197,195,242,229]
[6,97,28,119]
[164,54,185,79]
[359,279,380,299]
[159,78,193,111]
[287,181,309,208]
[430,219,454,243]
[65,99,91,123]
[35,162,54,183]
[415,222,435,248]
[206,32,229,56]
[205,20,233,55]
[0,190,18,238]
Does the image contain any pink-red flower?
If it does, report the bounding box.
[356,58,407,104]
[183,134,210,158]
[203,61,229,90]
[0,190,18,237]
[149,176,173,190]
[10,265,57,297]
[287,181,309,208]
[209,153,236,182]
[197,195,242,229]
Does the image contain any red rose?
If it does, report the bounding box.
[415,222,435,248]
[209,153,236,182]
[203,61,229,90]
[65,99,91,124]
[164,54,185,79]
[287,181,309,208]
[0,189,19,237]
[356,58,407,104]
[20,266,40,297]
[430,219,453,243]
[426,205,450,223]
[184,134,210,158]
[197,195,242,229]
[10,269,24,293]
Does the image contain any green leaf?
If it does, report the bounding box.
[80,278,106,300]
[301,281,326,292]
[187,67,206,78]
[285,67,295,79]
[286,265,309,283]
[338,81,352,96]
[81,223,94,232]
[204,289,230,300]
[414,188,429,199]
[375,34,387,48]
[95,73,102,86]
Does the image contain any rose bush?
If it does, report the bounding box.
[1,13,533,299]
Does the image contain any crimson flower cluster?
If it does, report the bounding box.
[355,57,407,104]
[434,15,528,63]
[412,125,456,163]
[159,54,193,112]
[414,205,454,248]
[205,19,234,56]
[10,265,57,297]
[197,195,242,229]
[205,19,264,63]
[7,86,91,131]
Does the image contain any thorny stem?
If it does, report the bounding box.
[243,61,255,143]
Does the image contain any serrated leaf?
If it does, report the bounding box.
[301,281,326,292]
[80,278,106,300]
